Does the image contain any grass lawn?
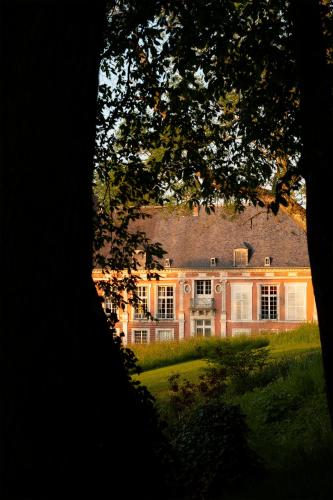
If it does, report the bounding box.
[135,324,322,400]
[135,358,208,400]
[131,324,333,499]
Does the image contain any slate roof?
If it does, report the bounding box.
[128,205,309,269]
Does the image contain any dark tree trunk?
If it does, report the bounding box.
[291,0,333,425]
[0,2,165,499]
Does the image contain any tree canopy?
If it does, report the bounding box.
[94,0,317,288]
[95,0,333,423]
[96,0,325,208]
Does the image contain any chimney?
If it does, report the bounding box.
[193,205,200,217]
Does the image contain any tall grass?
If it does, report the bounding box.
[133,323,332,499]
[266,322,320,347]
[236,350,331,469]
[130,323,320,371]
[131,336,223,371]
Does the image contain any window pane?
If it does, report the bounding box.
[260,285,278,320]
[157,286,174,319]
[234,249,248,266]
[231,284,252,320]
[195,319,211,337]
[134,286,148,319]
[134,330,148,344]
[104,296,117,316]
[286,284,306,320]
[156,329,174,341]
[195,280,211,295]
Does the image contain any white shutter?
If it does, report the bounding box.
[286,284,306,320]
[231,284,252,321]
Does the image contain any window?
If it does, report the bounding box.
[195,280,212,296]
[195,319,211,337]
[285,283,307,320]
[133,249,146,268]
[264,256,271,267]
[156,329,174,341]
[134,286,149,320]
[157,285,174,319]
[231,283,252,321]
[232,328,251,336]
[164,258,171,267]
[104,296,117,316]
[234,248,248,267]
[133,329,149,344]
[260,285,278,320]
[210,257,217,267]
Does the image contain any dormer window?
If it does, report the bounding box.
[134,249,146,268]
[164,258,171,268]
[210,257,217,267]
[234,248,248,267]
[264,256,271,267]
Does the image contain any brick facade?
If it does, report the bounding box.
[93,206,315,343]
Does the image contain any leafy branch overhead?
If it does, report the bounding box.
[97,0,330,201]
[94,0,332,313]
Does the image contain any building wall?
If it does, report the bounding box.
[93,267,316,343]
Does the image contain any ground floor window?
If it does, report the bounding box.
[232,328,251,336]
[195,319,211,337]
[133,329,149,344]
[259,328,279,334]
[156,329,174,341]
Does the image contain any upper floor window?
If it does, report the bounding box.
[195,280,212,296]
[234,248,248,267]
[134,285,149,320]
[157,285,174,319]
[285,283,307,320]
[103,296,117,317]
[231,283,252,321]
[260,285,278,320]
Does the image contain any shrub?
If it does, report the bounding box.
[166,339,271,421]
[170,401,261,498]
[202,338,270,394]
[168,369,227,420]
[237,351,331,470]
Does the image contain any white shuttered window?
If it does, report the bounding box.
[156,329,174,341]
[285,283,307,320]
[231,284,252,321]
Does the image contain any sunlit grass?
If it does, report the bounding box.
[135,359,208,401]
[266,322,320,346]
[234,351,330,466]
[133,323,332,499]
[131,336,224,371]
[130,323,321,372]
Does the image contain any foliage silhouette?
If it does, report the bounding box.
[96,0,333,425]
